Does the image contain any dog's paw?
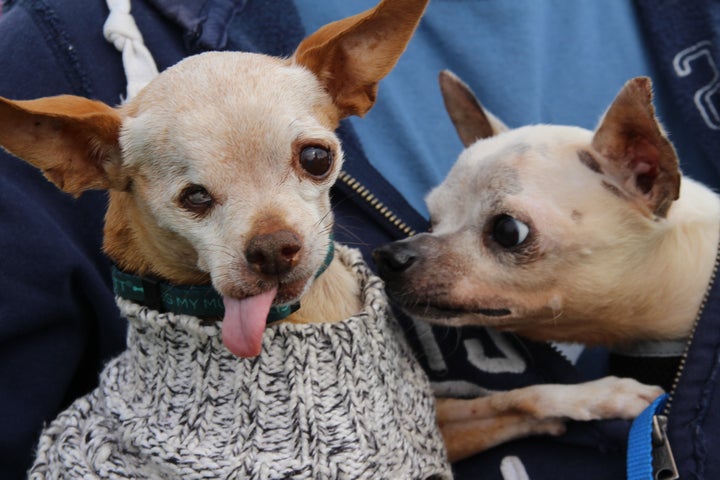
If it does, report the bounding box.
[531,418,568,437]
[560,376,664,421]
[510,376,664,422]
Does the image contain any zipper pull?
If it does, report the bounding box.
[651,414,679,480]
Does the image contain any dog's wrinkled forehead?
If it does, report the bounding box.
[127,52,334,118]
[426,125,601,229]
[470,143,526,195]
[426,139,526,224]
[119,52,339,171]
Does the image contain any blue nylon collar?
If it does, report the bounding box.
[112,239,335,322]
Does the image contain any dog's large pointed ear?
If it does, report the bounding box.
[439,70,508,147]
[292,0,428,119]
[0,95,125,196]
[592,77,681,218]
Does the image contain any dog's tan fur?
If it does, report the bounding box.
[0,0,429,347]
[375,71,714,460]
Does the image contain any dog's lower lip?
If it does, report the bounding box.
[275,276,312,304]
[441,307,512,317]
[402,302,511,318]
[476,308,512,317]
[227,279,305,305]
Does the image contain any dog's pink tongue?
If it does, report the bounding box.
[222,287,277,358]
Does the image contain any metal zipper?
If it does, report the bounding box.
[651,414,679,480]
[651,232,720,480]
[338,170,417,237]
[662,234,720,415]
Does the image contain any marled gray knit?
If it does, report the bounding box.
[29,246,451,479]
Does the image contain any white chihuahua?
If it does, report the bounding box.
[374,72,707,460]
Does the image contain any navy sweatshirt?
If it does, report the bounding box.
[0,1,718,478]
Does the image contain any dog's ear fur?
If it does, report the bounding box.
[292,0,428,119]
[0,95,125,196]
[438,70,508,147]
[592,77,681,218]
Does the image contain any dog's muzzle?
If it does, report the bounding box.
[372,239,420,280]
[374,236,513,319]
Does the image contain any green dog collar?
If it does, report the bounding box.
[112,237,335,322]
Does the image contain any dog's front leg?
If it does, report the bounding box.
[437,376,663,462]
[437,400,566,462]
[487,376,663,421]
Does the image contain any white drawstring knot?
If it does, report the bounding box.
[103,0,159,101]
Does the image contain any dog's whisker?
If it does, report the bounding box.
[200,244,237,257]
[315,209,334,228]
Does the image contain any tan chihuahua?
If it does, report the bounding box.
[0,1,429,358]
[373,72,711,460]
[0,1,460,478]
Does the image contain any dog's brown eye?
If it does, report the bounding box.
[299,146,333,178]
[492,214,529,248]
[180,185,213,214]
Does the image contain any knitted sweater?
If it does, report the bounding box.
[29,246,451,479]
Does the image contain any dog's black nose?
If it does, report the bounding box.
[372,243,417,275]
[246,230,302,276]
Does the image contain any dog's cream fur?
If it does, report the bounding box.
[375,72,714,460]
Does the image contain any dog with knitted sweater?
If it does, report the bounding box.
[0,1,455,478]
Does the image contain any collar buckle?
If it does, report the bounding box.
[140,276,164,312]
